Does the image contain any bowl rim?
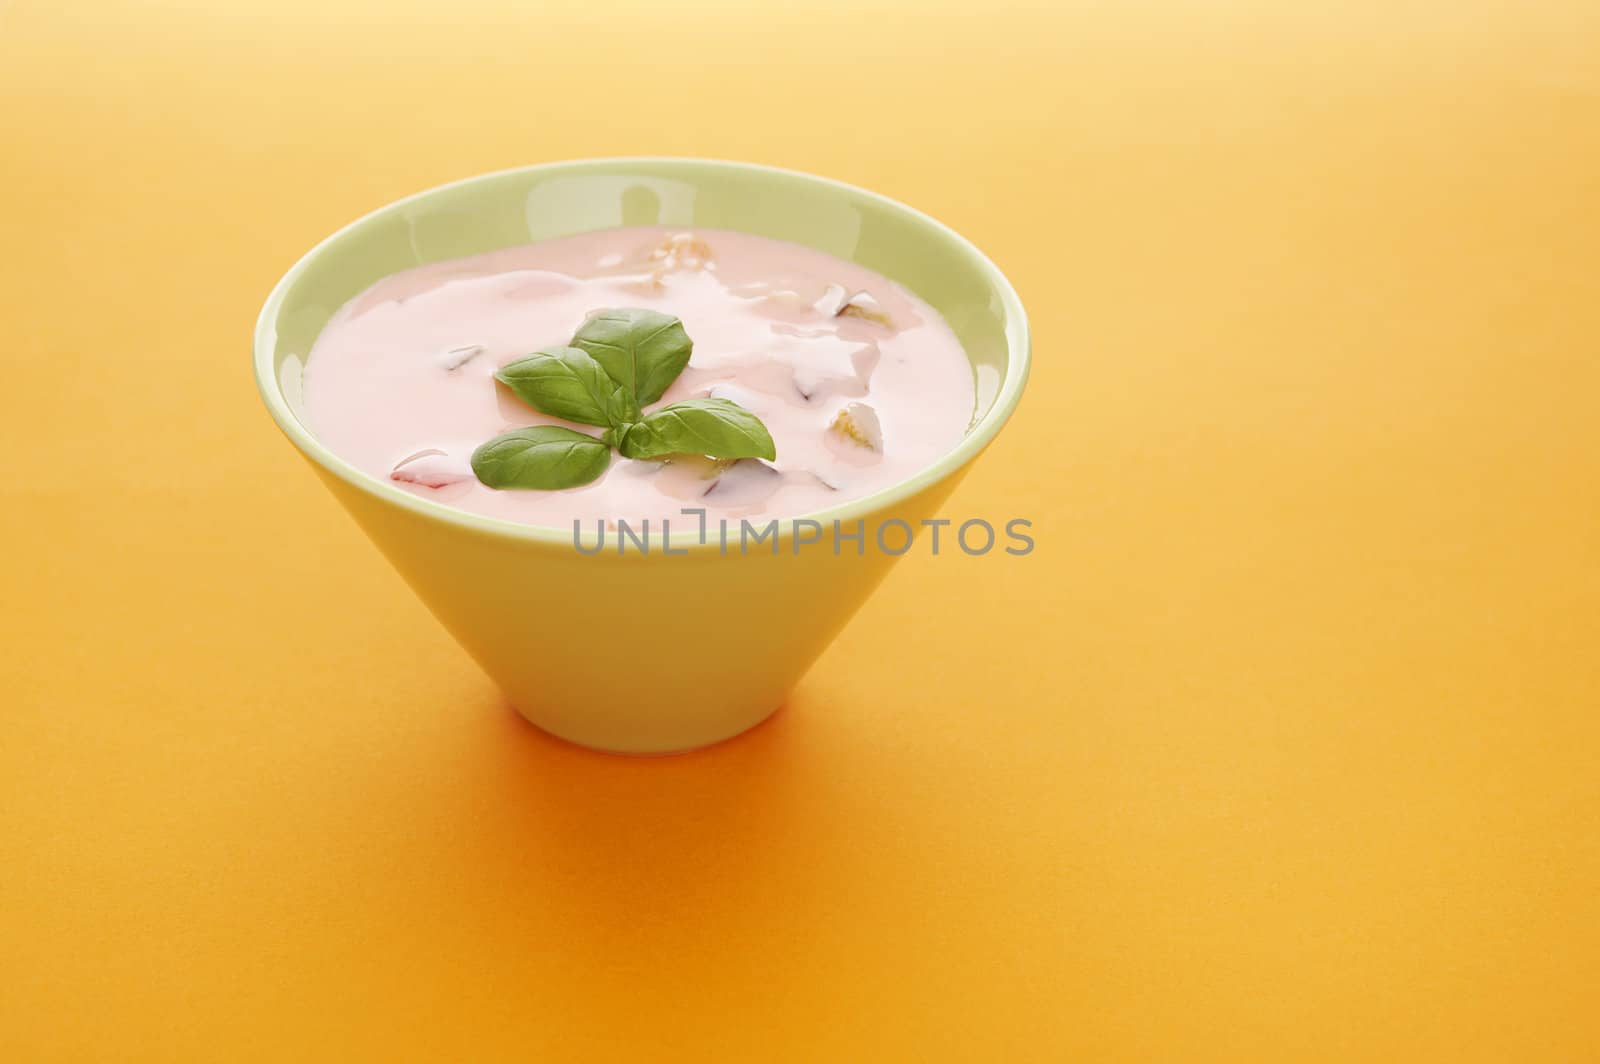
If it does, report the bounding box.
[253,156,1031,548]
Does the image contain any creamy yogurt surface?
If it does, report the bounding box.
[302,226,976,528]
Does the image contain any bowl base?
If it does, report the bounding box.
[507,699,785,757]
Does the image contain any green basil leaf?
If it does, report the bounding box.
[614,398,777,461]
[572,308,693,406]
[495,346,640,427]
[470,426,611,490]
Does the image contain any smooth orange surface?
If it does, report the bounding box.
[3,1,1598,1059]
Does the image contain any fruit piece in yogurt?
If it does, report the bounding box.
[836,290,893,327]
[437,344,486,371]
[647,231,714,272]
[701,331,880,404]
[827,402,884,461]
[703,459,783,507]
[740,277,849,320]
[791,339,880,401]
[646,455,734,501]
[391,449,473,488]
[641,454,784,509]
[608,232,716,294]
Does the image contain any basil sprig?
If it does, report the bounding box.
[470,308,776,490]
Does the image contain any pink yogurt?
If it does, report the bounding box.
[302,226,975,528]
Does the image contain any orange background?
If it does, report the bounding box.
[3,1,1598,1059]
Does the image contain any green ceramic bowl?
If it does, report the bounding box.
[256,159,1030,752]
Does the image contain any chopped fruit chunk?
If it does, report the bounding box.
[704,381,775,417]
[745,281,863,320]
[705,382,754,404]
[669,454,737,480]
[597,233,715,295]
[789,469,841,492]
[647,232,714,272]
[793,341,880,401]
[613,456,668,479]
[645,455,784,507]
[755,287,809,311]
[606,271,666,296]
[438,344,485,371]
[836,290,892,327]
[699,327,882,403]
[702,459,783,504]
[827,402,884,461]
[738,278,847,319]
[814,283,849,316]
[391,449,472,488]
[649,455,738,502]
